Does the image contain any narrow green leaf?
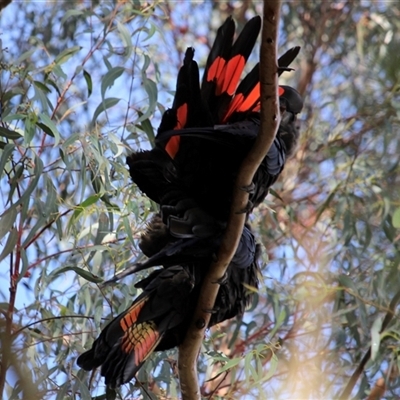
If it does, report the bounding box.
[62,132,80,149]
[60,101,87,121]
[268,308,287,338]
[91,98,120,127]
[0,143,15,175]
[217,356,242,374]
[17,247,29,283]
[101,66,125,99]
[392,207,400,228]
[24,114,37,145]
[33,81,52,94]
[83,70,92,97]
[80,194,102,209]
[264,353,279,381]
[45,78,62,96]
[0,227,17,262]
[7,165,24,204]
[138,77,157,122]
[9,155,43,212]
[54,46,82,65]
[108,132,124,157]
[0,207,18,241]
[61,9,84,25]
[15,48,35,63]
[0,126,22,140]
[122,216,135,244]
[137,114,155,147]
[2,113,26,123]
[38,113,61,146]
[117,21,132,59]
[55,266,102,283]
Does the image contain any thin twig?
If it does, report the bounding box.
[178,2,282,399]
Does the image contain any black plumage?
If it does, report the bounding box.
[126,16,303,226]
[77,217,259,388]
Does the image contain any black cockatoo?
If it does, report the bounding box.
[127,16,303,228]
[77,216,260,388]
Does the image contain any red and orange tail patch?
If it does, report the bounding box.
[204,16,261,100]
[119,298,162,368]
[206,52,246,98]
[120,320,161,367]
[223,72,286,123]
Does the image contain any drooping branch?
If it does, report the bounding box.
[178,2,282,399]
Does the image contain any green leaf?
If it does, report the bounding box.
[60,9,84,25]
[17,247,29,283]
[117,21,132,59]
[137,114,155,147]
[139,76,157,122]
[24,113,38,145]
[8,165,24,204]
[15,48,35,63]
[55,266,102,283]
[2,114,26,123]
[0,207,18,241]
[91,98,120,127]
[392,207,400,228]
[83,70,93,97]
[9,155,43,212]
[45,78,62,96]
[0,143,15,175]
[54,46,82,65]
[0,126,22,140]
[101,66,125,99]
[264,353,279,381]
[217,356,242,374]
[33,81,52,94]
[70,194,102,226]
[0,227,17,263]
[108,132,124,157]
[38,114,61,146]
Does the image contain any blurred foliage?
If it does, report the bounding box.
[1,0,400,399]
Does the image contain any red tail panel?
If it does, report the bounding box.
[165,136,180,159]
[120,320,161,367]
[207,57,227,85]
[164,102,187,158]
[217,55,246,96]
[120,297,146,331]
[176,103,188,129]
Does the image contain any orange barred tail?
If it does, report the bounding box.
[77,295,163,387]
[223,47,301,123]
[201,16,262,123]
[77,267,194,388]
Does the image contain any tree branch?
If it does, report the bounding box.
[178,2,282,399]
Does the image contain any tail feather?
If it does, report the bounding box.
[201,16,261,122]
[77,267,194,388]
[162,48,213,158]
[223,46,302,122]
[277,46,301,72]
